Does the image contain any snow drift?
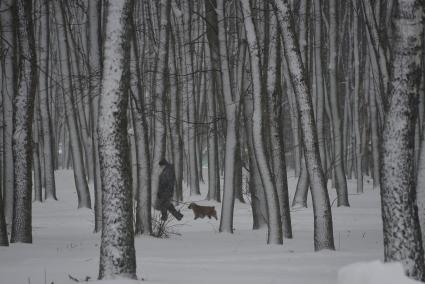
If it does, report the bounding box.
[338,261,420,284]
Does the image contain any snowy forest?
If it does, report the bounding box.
[0,0,424,283]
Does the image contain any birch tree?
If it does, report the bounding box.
[97,0,137,279]
[382,0,424,280]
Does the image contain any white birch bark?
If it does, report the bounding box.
[383,0,424,280]
[98,0,137,279]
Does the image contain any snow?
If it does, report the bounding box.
[338,261,420,284]
[0,170,385,283]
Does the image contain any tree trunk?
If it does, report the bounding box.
[204,0,221,202]
[328,0,349,206]
[38,0,57,201]
[88,0,103,232]
[0,0,15,225]
[352,0,363,194]
[217,0,238,233]
[244,96,268,229]
[382,0,424,280]
[241,0,283,244]
[131,21,152,236]
[151,0,171,208]
[55,0,91,209]
[10,0,37,244]
[274,0,335,251]
[98,0,137,279]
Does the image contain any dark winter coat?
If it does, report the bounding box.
[155,164,175,210]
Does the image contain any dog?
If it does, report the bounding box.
[188,203,218,220]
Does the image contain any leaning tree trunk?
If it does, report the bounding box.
[10,0,37,244]
[98,0,137,279]
[383,0,424,281]
[274,0,335,251]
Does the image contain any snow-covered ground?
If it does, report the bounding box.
[0,170,383,284]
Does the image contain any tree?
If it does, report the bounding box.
[10,0,37,244]
[216,0,239,234]
[97,0,137,279]
[0,0,15,226]
[274,0,335,251]
[54,0,91,209]
[240,0,283,245]
[381,0,424,280]
[38,0,57,201]
[150,0,171,209]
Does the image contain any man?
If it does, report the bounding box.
[155,158,183,221]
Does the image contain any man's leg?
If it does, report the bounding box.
[161,208,168,221]
[167,203,183,221]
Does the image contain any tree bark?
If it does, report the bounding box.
[328,0,349,206]
[55,0,91,209]
[241,0,283,245]
[151,0,171,208]
[0,0,15,225]
[217,0,239,233]
[382,0,424,280]
[10,0,37,244]
[98,0,137,279]
[38,0,57,201]
[274,0,335,251]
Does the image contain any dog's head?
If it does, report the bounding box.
[188,203,196,209]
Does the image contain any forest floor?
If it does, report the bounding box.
[0,170,383,284]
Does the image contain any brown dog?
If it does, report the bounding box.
[188,203,218,220]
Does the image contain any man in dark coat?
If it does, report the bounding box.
[155,158,183,221]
